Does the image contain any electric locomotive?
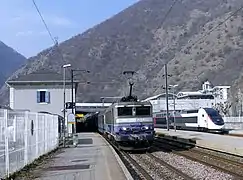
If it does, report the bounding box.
[98,95,155,151]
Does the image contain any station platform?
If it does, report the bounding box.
[29,133,132,180]
[155,128,243,156]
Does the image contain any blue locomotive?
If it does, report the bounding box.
[98,97,154,151]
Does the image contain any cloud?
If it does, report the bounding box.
[47,16,75,27]
[15,31,33,37]
[39,31,49,36]
[8,12,75,28]
[15,30,49,37]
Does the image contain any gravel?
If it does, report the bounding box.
[194,147,243,164]
[180,150,243,178]
[131,153,184,180]
[152,151,233,180]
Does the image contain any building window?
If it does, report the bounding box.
[37,90,50,103]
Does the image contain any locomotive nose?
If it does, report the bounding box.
[129,134,146,141]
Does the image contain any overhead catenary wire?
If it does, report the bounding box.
[187,5,243,50]
[32,0,67,64]
[158,0,180,28]
[32,0,56,44]
[153,0,180,64]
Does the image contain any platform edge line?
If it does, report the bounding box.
[99,134,134,180]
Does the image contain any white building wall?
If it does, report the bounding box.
[223,88,228,100]
[9,84,75,116]
[9,87,14,109]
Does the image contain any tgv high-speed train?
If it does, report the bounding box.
[154,107,225,132]
[98,98,155,150]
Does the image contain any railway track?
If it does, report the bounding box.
[129,152,195,180]
[103,133,195,179]
[102,133,238,179]
[145,152,193,180]
[102,134,153,180]
[155,137,243,179]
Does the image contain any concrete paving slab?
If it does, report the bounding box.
[155,128,243,156]
[32,133,132,180]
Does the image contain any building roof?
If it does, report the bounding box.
[7,70,80,84]
[142,93,176,101]
[177,91,204,96]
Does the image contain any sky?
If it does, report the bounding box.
[0,0,138,58]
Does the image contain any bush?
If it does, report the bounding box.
[174,60,179,64]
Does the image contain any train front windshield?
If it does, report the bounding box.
[117,106,151,117]
[136,106,151,116]
[118,107,133,116]
[204,108,224,125]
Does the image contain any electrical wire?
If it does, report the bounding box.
[31,0,66,64]
[32,0,56,44]
[159,0,180,27]
[188,5,243,49]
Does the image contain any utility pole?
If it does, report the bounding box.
[169,84,178,132]
[62,64,71,147]
[70,69,90,134]
[71,70,74,114]
[173,90,176,132]
[238,88,242,119]
[63,67,66,146]
[165,64,169,131]
[71,69,75,134]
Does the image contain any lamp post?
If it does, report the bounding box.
[70,69,90,134]
[62,63,71,147]
[169,84,178,132]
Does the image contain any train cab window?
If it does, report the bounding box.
[118,107,133,116]
[136,106,151,116]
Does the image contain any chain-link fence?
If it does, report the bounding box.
[0,109,60,179]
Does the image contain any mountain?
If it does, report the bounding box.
[2,0,243,112]
[0,41,26,86]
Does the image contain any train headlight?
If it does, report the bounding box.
[141,126,149,130]
[121,127,130,131]
[121,127,127,131]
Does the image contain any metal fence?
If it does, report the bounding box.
[0,109,59,179]
[151,99,227,112]
[223,117,243,129]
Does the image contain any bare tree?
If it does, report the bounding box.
[214,101,232,117]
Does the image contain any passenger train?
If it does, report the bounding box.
[98,97,155,151]
[154,107,225,132]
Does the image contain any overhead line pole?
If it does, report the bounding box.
[165,64,170,131]
[62,64,71,147]
[71,70,74,114]
[169,84,178,132]
[63,67,66,146]
[71,69,90,134]
[173,86,176,132]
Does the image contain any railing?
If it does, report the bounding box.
[150,99,227,112]
[223,117,243,129]
[0,109,59,179]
